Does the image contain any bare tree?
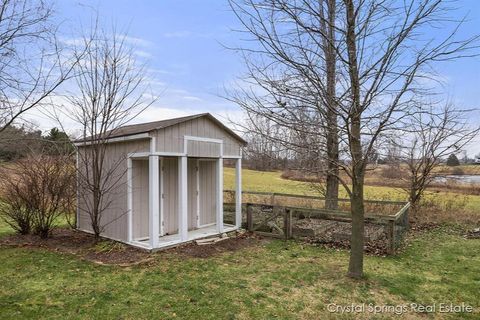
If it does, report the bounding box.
[0,0,78,132]
[230,0,478,278]
[228,0,342,208]
[66,25,155,240]
[243,115,287,171]
[398,104,479,215]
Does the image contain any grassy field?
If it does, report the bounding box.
[0,168,479,319]
[433,164,480,175]
[224,168,480,213]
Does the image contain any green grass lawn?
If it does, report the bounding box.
[0,223,479,319]
[0,168,479,319]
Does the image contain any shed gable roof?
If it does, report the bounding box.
[76,113,246,144]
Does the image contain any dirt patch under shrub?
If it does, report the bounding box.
[0,228,266,265]
[0,228,150,265]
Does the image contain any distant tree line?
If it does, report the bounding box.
[0,125,74,161]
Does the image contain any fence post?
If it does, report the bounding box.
[284,208,292,240]
[405,206,409,230]
[387,220,395,255]
[247,203,253,232]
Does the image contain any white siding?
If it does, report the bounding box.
[153,117,242,157]
[77,139,150,242]
[186,140,221,158]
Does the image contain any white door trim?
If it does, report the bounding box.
[127,157,133,243]
[149,155,160,248]
[178,156,188,241]
[159,157,164,236]
[196,159,200,228]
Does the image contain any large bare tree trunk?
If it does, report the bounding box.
[323,0,339,210]
[345,0,365,279]
[349,174,365,278]
[348,116,365,278]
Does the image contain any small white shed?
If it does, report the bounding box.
[75,113,246,250]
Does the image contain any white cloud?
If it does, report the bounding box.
[161,31,214,39]
[162,31,191,38]
[182,96,203,102]
[120,35,153,47]
[134,50,152,58]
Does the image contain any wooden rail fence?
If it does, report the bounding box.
[224,190,410,255]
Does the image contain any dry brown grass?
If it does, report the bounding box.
[411,193,480,226]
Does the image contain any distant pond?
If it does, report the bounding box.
[434,175,480,185]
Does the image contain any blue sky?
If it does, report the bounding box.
[54,0,247,122]
[28,0,480,154]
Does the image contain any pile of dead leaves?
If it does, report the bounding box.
[465,228,480,239]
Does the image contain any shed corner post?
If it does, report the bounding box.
[127,157,133,243]
[178,155,188,241]
[75,150,80,230]
[149,154,160,249]
[216,148,224,234]
[235,156,242,229]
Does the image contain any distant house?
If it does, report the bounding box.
[75,113,246,250]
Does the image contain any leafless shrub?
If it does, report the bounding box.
[451,167,464,176]
[381,164,407,180]
[398,104,479,214]
[0,154,76,238]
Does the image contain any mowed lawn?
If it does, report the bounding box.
[0,168,479,319]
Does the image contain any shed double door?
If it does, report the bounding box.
[162,158,217,235]
[187,159,217,229]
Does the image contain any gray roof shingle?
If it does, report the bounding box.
[75,113,246,144]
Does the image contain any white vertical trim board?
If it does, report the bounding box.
[178,156,188,241]
[150,135,156,153]
[159,157,164,236]
[216,157,224,233]
[127,157,133,242]
[76,152,80,229]
[149,155,160,248]
[196,159,200,228]
[235,156,242,229]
